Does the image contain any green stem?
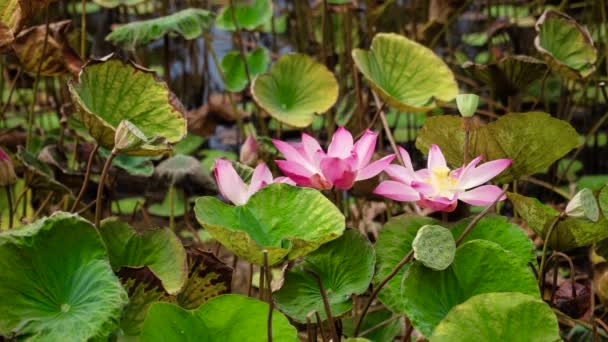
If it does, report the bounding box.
[538,213,565,287]
[95,149,117,229]
[71,144,99,212]
[264,251,273,342]
[305,269,339,342]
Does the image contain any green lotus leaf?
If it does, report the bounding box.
[535,10,597,79]
[600,185,608,219]
[375,215,538,319]
[0,212,128,340]
[412,225,455,271]
[16,146,72,195]
[93,0,145,8]
[99,147,155,177]
[221,47,270,92]
[509,192,608,251]
[400,240,539,337]
[119,277,165,336]
[342,310,401,342]
[106,8,213,49]
[99,217,187,294]
[273,229,375,322]
[251,53,339,128]
[416,112,579,183]
[148,189,186,217]
[215,0,272,31]
[430,292,559,341]
[141,294,298,341]
[173,133,205,155]
[462,55,546,97]
[352,33,458,112]
[194,183,345,265]
[68,57,187,156]
[112,196,145,214]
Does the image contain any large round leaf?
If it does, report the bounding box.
[99,217,187,294]
[399,240,539,336]
[221,47,270,92]
[430,292,559,341]
[215,0,272,31]
[416,112,579,183]
[141,294,298,341]
[352,33,458,112]
[535,10,597,79]
[68,57,187,156]
[0,212,128,340]
[273,229,375,322]
[106,8,213,50]
[509,192,608,251]
[251,53,339,128]
[194,183,345,265]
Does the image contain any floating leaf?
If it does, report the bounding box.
[400,240,539,336]
[68,57,187,156]
[352,33,458,112]
[462,55,546,97]
[273,230,375,322]
[535,10,597,78]
[430,292,559,341]
[194,183,345,265]
[0,213,128,340]
[416,112,579,183]
[412,225,455,271]
[99,217,187,294]
[251,53,339,128]
[221,47,270,92]
[148,189,186,217]
[509,192,608,251]
[106,8,213,50]
[99,147,155,177]
[141,294,298,341]
[343,310,401,342]
[173,133,205,155]
[215,0,272,31]
[375,215,538,319]
[112,196,145,214]
[11,20,82,76]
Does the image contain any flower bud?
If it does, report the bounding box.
[0,148,17,187]
[114,120,149,153]
[565,188,599,222]
[456,94,479,118]
[239,135,258,166]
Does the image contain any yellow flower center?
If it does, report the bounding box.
[425,166,458,198]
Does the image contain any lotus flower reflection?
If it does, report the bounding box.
[374,144,511,212]
[273,128,395,190]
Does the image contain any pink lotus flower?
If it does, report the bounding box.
[374,144,511,212]
[239,135,258,166]
[273,128,396,190]
[214,159,294,205]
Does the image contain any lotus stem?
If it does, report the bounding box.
[0,68,22,125]
[71,144,99,212]
[95,149,117,229]
[248,263,254,297]
[5,186,13,228]
[26,4,50,151]
[462,116,472,165]
[306,312,317,342]
[358,315,400,338]
[168,184,175,230]
[315,311,328,342]
[259,262,266,301]
[33,191,54,219]
[373,95,405,167]
[81,0,86,58]
[538,213,566,288]
[304,269,339,342]
[264,251,273,342]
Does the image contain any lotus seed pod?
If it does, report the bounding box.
[565,188,599,222]
[0,148,17,187]
[456,94,479,118]
[412,224,456,271]
[114,120,149,153]
[239,135,258,166]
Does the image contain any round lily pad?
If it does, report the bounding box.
[106,8,213,50]
[194,183,345,265]
[535,9,597,79]
[141,294,298,341]
[68,56,187,156]
[221,47,270,92]
[99,217,187,294]
[273,229,375,322]
[412,225,455,271]
[215,0,272,31]
[352,33,458,112]
[430,292,559,341]
[0,212,128,340]
[251,53,339,128]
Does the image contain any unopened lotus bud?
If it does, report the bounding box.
[239,135,258,166]
[114,120,149,152]
[456,94,479,118]
[565,188,599,222]
[0,148,17,187]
